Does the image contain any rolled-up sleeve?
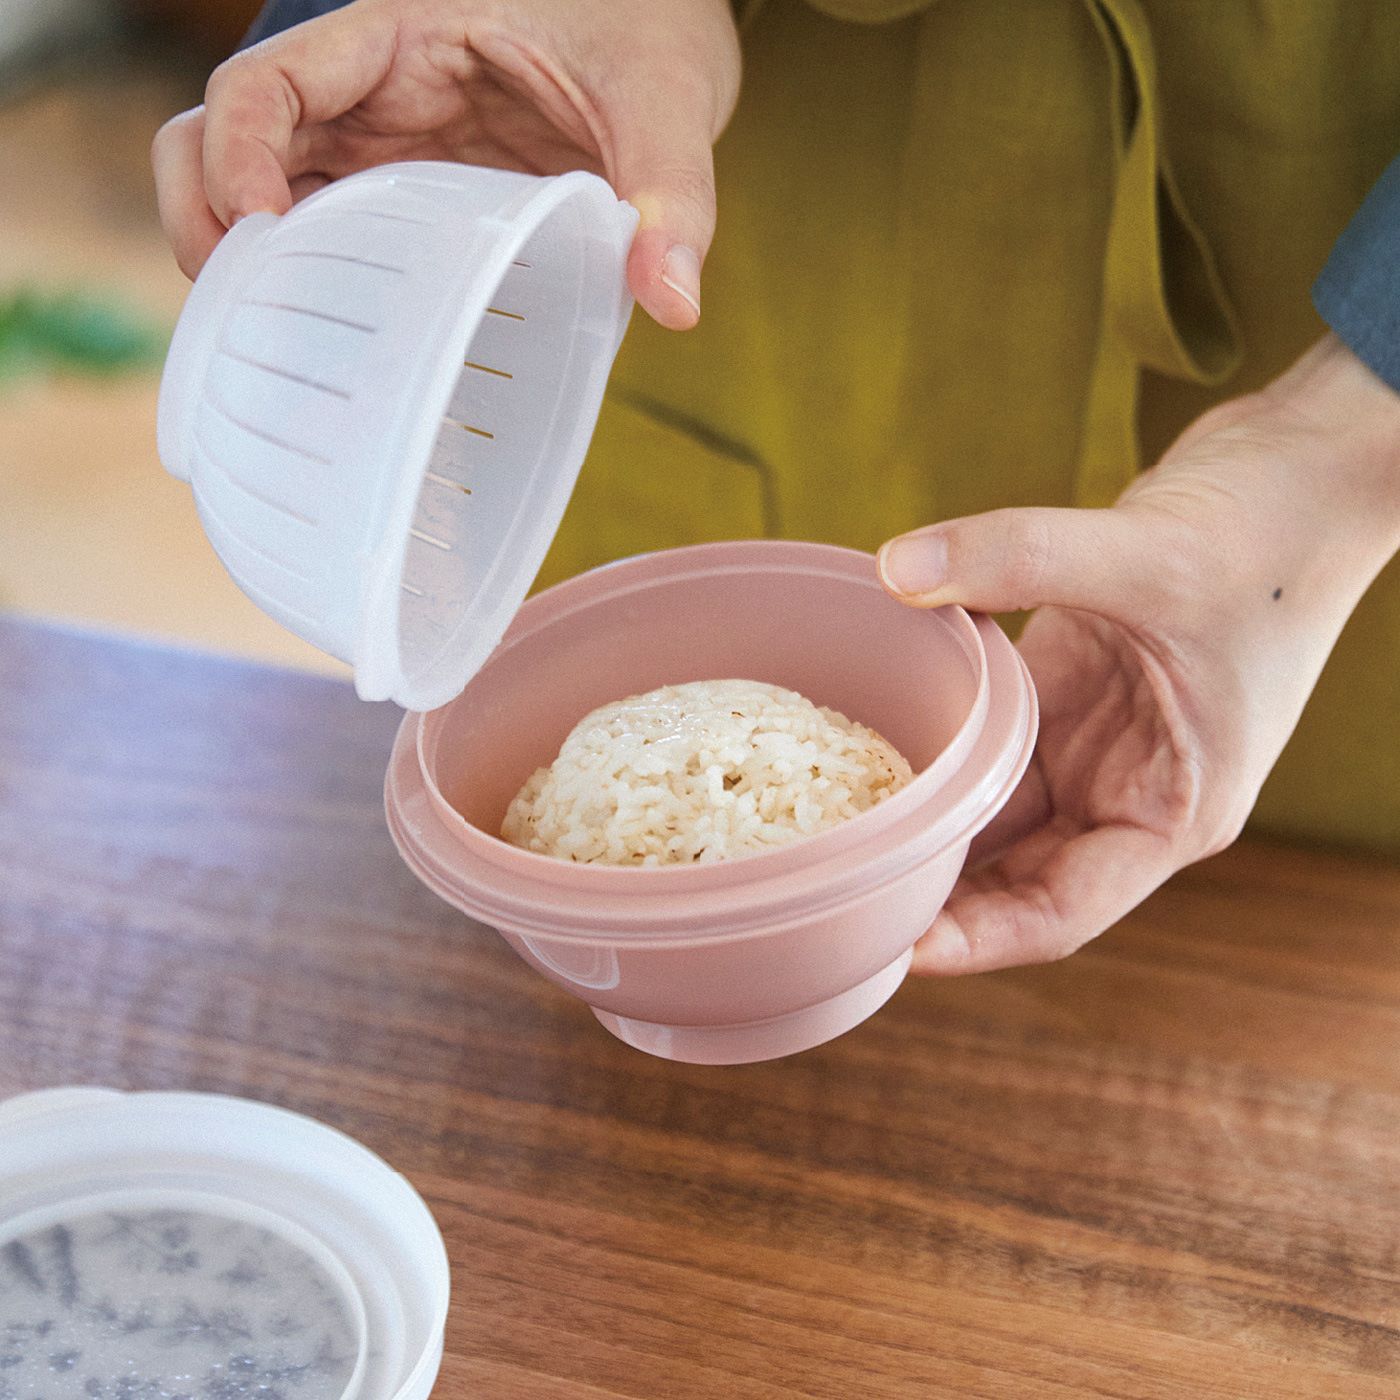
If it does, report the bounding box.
[1314,156,1400,393]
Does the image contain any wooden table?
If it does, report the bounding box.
[2,616,1398,1398]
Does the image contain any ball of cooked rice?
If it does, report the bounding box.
[501,679,914,866]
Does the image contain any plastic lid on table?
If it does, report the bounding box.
[0,1086,450,1400]
[157,161,637,712]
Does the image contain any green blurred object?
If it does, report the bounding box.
[0,288,167,385]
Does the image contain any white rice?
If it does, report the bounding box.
[501,679,914,866]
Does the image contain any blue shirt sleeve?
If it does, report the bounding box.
[241,0,355,48]
[1314,157,1400,393]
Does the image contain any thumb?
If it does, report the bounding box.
[877,506,1151,620]
[608,79,722,331]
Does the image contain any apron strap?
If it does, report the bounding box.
[1074,0,1242,505]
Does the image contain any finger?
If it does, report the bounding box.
[625,218,706,331]
[911,821,1176,976]
[201,7,400,226]
[152,108,227,279]
[608,74,730,330]
[876,506,1159,625]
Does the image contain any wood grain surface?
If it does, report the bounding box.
[2,616,1398,1398]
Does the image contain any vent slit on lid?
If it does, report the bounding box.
[511,260,532,268]
[485,307,525,321]
[242,300,377,334]
[425,471,472,495]
[271,249,406,275]
[463,361,513,379]
[193,431,319,527]
[409,527,453,551]
[357,209,431,226]
[207,396,333,466]
[446,419,495,439]
[218,349,353,400]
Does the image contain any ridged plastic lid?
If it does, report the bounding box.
[157,163,637,711]
[0,1087,449,1400]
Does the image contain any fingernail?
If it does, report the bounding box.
[879,531,948,597]
[913,918,971,974]
[660,244,701,317]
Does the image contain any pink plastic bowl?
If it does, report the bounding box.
[386,541,1037,1063]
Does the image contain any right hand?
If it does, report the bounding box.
[877,336,1400,977]
[152,0,741,329]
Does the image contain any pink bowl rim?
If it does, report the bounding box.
[411,541,992,888]
[384,543,1040,943]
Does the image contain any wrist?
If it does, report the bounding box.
[1124,335,1400,638]
[1266,334,1400,554]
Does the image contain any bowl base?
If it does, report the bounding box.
[590,948,914,1064]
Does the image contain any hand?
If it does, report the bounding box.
[151,0,741,330]
[878,336,1400,975]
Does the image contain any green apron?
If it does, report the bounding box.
[541,0,1400,853]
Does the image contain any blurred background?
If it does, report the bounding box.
[0,0,344,673]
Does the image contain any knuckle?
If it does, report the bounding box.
[1024,884,1090,965]
[151,107,198,160]
[202,58,238,106]
[1191,390,1272,442]
[656,160,716,221]
[205,52,285,119]
[987,510,1053,609]
[1194,803,1250,860]
[150,118,175,159]
[1042,938,1083,965]
[1023,925,1088,968]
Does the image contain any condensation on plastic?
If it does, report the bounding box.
[0,1088,450,1400]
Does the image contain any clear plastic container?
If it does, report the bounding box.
[158,161,636,711]
[0,1087,450,1399]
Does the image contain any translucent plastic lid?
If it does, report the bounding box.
[157,162,637,711]
[0,1087,450,1400]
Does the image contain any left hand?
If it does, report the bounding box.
[877,335,1400,975]
[151,0,741,329]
